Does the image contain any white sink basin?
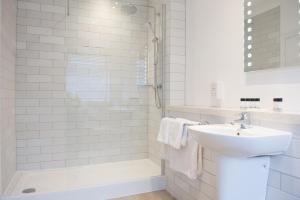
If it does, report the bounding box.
[188,123,292,200]
[188,124,292,157]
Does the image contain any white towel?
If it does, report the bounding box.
[168,138,203,179]
[197,145,203,176]
[157,117,203,179]
[167,118,188,149]
[157,117,175,145]
[157,117,199,149]
[176,118,200,147]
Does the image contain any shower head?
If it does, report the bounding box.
[121,4,138,15]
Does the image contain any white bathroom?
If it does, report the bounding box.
[0,0,299,200]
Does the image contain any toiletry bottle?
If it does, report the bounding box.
[240,98,247,110]
[255,98,261,109]
[249,98,255,109]
[273,98,283,112]
[245,98,250,109]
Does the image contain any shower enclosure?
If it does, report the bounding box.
[4,0,166,198]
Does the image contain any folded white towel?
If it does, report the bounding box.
[157,117,175,145]
[197,145,203,176]
[176,118,200,147]
[157,117,200,149]
[167,118,188,149]
[168,138,203,179]
[157,117,203,179]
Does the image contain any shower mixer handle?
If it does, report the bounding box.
[155,84,162,90]
[152,37,159,43]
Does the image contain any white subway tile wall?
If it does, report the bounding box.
[16,0,154,170]
[147,0,186,165]
[166,110,300,200]
[147,0,163,165]
[0,0,17,193]
[164,0,185,106]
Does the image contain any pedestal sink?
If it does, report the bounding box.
[188,124,292,200]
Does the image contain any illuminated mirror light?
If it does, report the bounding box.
[111,0,121,8]
[245,1,253,69]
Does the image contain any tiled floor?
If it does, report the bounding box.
[113,191,175,200]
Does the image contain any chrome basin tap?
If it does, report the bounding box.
[232,112,250,129]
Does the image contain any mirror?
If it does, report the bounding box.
[244,0,300,72]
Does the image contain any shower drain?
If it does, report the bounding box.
[22,188,36,194]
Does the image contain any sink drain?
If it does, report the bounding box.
[22,188,36,194]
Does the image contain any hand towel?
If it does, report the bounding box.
[167,118,188,149]
[197,145,203,176]
[176,118,200,147]
[157,117,186,149]
[157,117,175,144]
[168,138,201,179]
[157,117,200,149]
